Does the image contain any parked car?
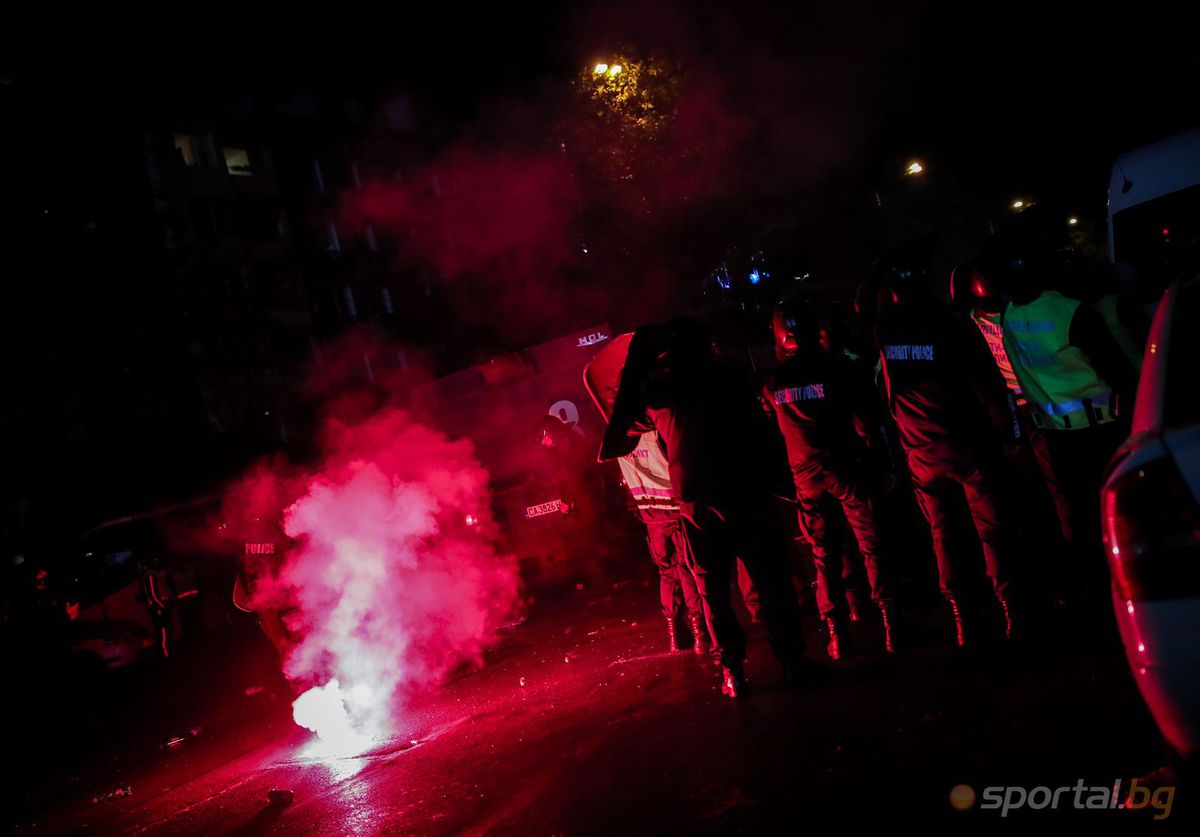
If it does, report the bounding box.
[1103,275,1200,761]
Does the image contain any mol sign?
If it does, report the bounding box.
[577,331,609,348]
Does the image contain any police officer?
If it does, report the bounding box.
[978,230,1138,593]
[763,297,900,659]
[871,238,1024,646]
[955,261,1066,568]
[601,319,814,697]
[618,429,709,654]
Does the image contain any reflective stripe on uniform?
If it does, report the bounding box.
[1038,392,1112,416]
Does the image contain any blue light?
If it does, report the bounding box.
[748,270,761,285]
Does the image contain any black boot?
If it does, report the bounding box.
[688,612,710,656]
[879,602,901,654]
[947,597,967,648]
[666,616,685,653]
[720,663,746,699]
[847,597,863,623]
[997,595,1021,642]
[824,616,850,662]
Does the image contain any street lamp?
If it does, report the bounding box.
[594,63,609,75]
[1011,199,1025,210]
[1068,216,1079,226]
[608,64,622,76]
[904,160,924,176]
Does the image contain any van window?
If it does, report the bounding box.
[1112,184,1200,302]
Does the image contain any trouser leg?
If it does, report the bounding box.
[957,461,1015,600]
[644,518,680,619]
[1044,423,1126,591]
[1030,424,1075,544]
[1048,425,1124,552]
[665,515,703,618]
[683,509,745,667]
[1011,409,1066,553]
[795,487,846,618]
[729,503,806,666]
[908,456,965,600]
[736,558,761,620]
[822,466,893,605]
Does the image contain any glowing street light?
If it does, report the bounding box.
[1068,216,1079,226]
[1011,199,1025,210]
[904,160,925,176]
[594,63,609,75]
[608,64,622,76]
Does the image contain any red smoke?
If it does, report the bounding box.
[343,150,590,343]
[228,408,520,747]
[336,2,906,351]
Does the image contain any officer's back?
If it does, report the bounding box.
[766,349,873,473]
[875,299,996,451]
[646,351,771,511]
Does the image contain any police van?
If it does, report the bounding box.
[1103,127,1200,764]
[1107,126,1200,299]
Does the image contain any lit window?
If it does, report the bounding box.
[174,134,194,166]
[223,147,252,176]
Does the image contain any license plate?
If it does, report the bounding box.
[524,500,564,519]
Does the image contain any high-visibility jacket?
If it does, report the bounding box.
[618,432,679,517]
[970,307,1025,405]
[1094,293,1144,369]
[1002,291,1117,431]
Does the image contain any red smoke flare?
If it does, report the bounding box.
[230,409,520,750]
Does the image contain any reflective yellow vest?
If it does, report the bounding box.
[1002,291,1116,431]
[618,432,678,512]
[970,307,1024,404]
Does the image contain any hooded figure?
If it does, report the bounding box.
[601,319,814,698]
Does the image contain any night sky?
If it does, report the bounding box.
[1,0,1196,525]
[5,2,1195,196]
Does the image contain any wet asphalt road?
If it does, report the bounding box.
[9,581,1188,835]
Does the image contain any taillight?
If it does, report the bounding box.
[1103,456,1200,600]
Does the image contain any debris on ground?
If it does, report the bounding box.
[267,788,295,806]
[161,726,204,750]
[91,786,132,805]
